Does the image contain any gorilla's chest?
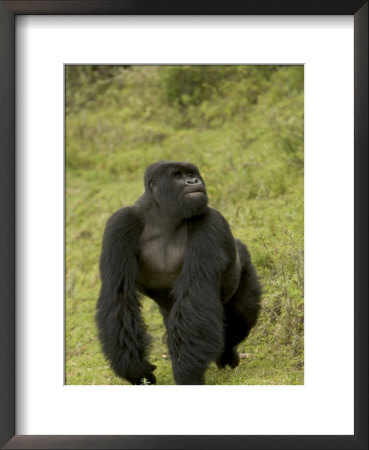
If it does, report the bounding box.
[137,224,187,290]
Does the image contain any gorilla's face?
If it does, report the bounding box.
[172,165,208,218]
[145,161,208,219]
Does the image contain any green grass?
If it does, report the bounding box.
[66,65,304,385]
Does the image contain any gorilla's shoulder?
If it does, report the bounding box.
[104,206,144,236]
[191,207,233,240]
[206,207,228,221]
[204,207,231,230]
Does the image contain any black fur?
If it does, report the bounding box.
[96,161,261,385]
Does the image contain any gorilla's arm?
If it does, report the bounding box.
[96,207,155,384]
[167,209,236,384]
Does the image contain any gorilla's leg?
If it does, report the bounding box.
[217,241,261,369]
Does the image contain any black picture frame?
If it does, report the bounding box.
[0,1,367,449]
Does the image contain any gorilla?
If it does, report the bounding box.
[96,161,261,385]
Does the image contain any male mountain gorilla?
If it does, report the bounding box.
[96,161,261,385]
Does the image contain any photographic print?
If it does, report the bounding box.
[65,65,304,385]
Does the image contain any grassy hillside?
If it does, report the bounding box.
[66,65,304,385]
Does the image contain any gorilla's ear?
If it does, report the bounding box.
[149,180,156,191]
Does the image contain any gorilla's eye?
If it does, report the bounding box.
[174,171,182,179]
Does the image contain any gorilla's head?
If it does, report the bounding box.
[144,161,208,220]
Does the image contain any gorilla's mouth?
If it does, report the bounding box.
[184,186,206,197]
[184,191,207,201]
[185,191,205,196]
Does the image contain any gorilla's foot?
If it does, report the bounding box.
[216,348,240,369]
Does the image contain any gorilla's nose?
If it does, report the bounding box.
[185,178,201,185]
